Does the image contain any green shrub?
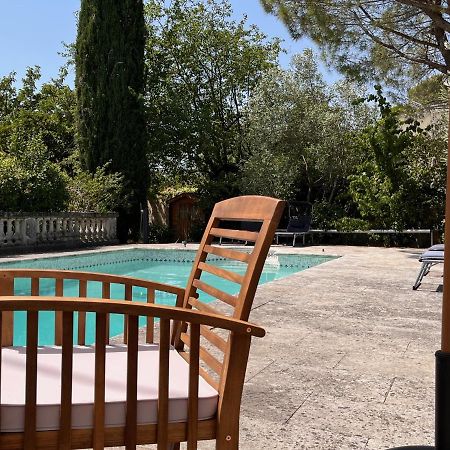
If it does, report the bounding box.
[67,163,128,213]
[148,223,172,243]
[312,200,346,230]
[333,217,370,231]
[0,139,69,212]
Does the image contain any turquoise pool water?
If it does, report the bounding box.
[0,249,336,344]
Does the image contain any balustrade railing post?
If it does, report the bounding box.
[0,212,118,250]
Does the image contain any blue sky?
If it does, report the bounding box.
[0,0,339,85]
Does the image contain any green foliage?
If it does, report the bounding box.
[333,217,370,232]
[0,139,69,212]
[0,67,130,216]
[349,86,446,229]
[145,0,280,207]
[67,160,127,213]
[76,0,149,240]
[148,223,172,244]
[261,1,450,85]
[0,70,73,212]
[240,148,299,199]
[0,0,446,242]
[242,50,371,205]
[408,75,447,107]
[0,67,76,163]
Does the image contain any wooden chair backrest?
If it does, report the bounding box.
[172,196,285,389]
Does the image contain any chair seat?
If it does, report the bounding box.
[420,250,444,261]
[1,344,218,432]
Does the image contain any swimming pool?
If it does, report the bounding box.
[0,248,336,344]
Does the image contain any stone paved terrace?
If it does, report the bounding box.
[229,245,440,450]
[0,244,442,449]
[140,245,440,449]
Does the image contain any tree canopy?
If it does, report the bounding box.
[260,0,450,84]
[145,0,280,209]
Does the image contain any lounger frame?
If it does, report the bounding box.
[413,258,444,290]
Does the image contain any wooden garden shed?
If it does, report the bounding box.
[168,193,203,241]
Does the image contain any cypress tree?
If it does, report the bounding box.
[75,0,149,242]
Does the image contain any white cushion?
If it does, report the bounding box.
[0,344,218,432]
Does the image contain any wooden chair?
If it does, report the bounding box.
[0,195,285,449]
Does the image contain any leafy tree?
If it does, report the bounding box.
[144,0,280,209]
[0,67,75,163]
[260,0,450,84]
[242,50,371,205]
[76,0,149,241]
[0,137,69,212]
[0,67,129,214]
[349,86,446,228]
[0,69,73,212]
[408,74,447,106]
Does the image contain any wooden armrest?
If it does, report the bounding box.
[0,269,185,297]
[0,296,265,337]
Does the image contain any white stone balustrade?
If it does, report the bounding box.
[0,213,118,249]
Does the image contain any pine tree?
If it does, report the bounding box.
[75,0,148,242]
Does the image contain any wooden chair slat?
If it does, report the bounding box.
[157,319,170,449]
[0,420,218,448]
[55,278,64,346]
[203,244,251,263]
[187,324,200,449]
[209,227,259,242]
[200,325,228,352]
[102,283,110,345]
[193,279,237,307]
[55,278,64,295]
[24,310,38,449]
[0,276,14,346]
[171,291,186,347]
[31,278,39,296]
[58,311,73,449]
[233,220,274,321]
[198,262,243,285]
[146,289,155,344]
[93,313,106,450]
[212,195,285,220]
[180,333,222,375]
[124,284,132,345]
[179,352,219,391]
[78,280,87,345]
[187,297,222,317]
[126,315,138,449]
